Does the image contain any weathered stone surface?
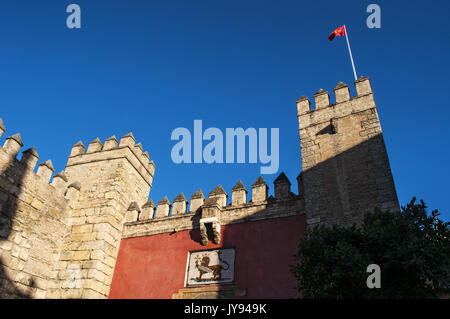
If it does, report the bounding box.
[139,199,155,220]
[251,176,268,203]
[172,193,188,215]
[231,181,247,206]
[189,189,205,213]
[208,185,228,207]
[274,172,291,199]
[155,196,171,218]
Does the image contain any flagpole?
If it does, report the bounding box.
[344,25,358,81]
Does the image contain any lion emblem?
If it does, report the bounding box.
[195,250,230,281]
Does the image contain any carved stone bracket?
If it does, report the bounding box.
[199,217,221,245]
[199,197,222,245]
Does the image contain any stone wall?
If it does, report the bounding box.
[0,127,70,298]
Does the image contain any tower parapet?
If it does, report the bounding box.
[297,77,377,137]
[66,133,154,189]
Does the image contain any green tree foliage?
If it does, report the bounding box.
[290,198,450,298]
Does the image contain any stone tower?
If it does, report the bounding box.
[46,134,155,298]
[296,76,399,227]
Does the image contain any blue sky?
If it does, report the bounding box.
[0,0,449,221]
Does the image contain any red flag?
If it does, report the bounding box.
[328,25,346,41]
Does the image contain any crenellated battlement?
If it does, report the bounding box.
[296,76,375,131]
[0,118,82,203]
[121,172,305,240]
[0,117,81,299]
[129,172,299,220]
[66,133,155,188]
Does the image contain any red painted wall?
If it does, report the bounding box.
[109,215,306,299]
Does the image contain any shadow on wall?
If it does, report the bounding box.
[0,133,33,298]
[299,132,399,228]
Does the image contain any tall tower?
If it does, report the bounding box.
[47,133,155,298]
[296,76,399,227]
